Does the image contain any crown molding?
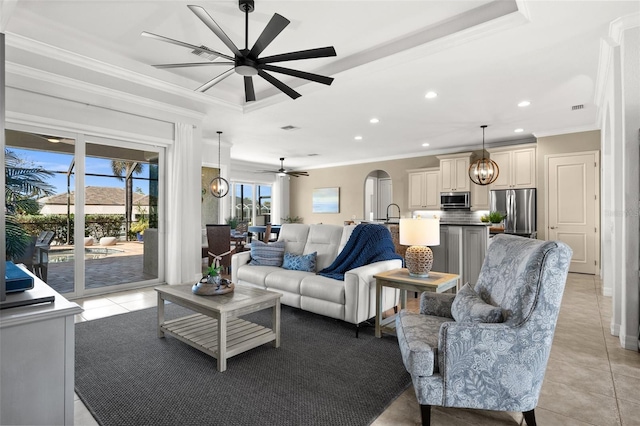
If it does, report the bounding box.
[609,11,640,45]
[6,111,174,146]
[532,124,599,139]
[6,61,206,123]
[5,32,243,113]
[593,12,639,128]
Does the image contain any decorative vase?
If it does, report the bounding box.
[207,275,221,285]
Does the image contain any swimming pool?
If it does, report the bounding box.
[48,247,124,263]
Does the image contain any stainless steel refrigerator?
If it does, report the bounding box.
[489,188,537,238]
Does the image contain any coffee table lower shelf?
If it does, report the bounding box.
[161,313,276,360]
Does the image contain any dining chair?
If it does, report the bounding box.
[231,221,249,252]
[205,224,233,274]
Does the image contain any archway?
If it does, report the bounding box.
[364,170,392,221]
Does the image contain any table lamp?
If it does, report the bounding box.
[399,217,440,277]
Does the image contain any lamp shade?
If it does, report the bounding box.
[399,218,440,246]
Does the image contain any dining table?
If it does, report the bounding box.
[248,225,281,242]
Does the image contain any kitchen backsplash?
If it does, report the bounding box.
[412,210,489,224]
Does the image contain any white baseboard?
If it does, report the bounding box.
[610,322,620,336]
[620,333,640,351]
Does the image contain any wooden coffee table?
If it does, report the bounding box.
[155,284,282,372]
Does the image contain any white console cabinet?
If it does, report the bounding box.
[1,271,83,425]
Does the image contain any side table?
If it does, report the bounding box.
[374,268,460,338]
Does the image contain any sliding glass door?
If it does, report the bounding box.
[4,127,164,297]
[82,140,161,292]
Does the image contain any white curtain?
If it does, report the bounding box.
[166,123,201,284]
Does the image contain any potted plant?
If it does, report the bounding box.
[206,264,222,284]
[488,211,507,224]
[225,216,239,230]
[281,215,303,224]
[130,219,149,242]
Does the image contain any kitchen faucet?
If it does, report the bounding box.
[386,203,401,222]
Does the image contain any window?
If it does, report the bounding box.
[231,182,272,225]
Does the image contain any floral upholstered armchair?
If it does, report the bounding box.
[395,234,572,426]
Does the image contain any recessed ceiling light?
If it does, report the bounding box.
[354,136,363,141]
[425,91,438,99]
[369,118,379,124]
[518,100,531,107]
[514,128,524,133]
[422,143,430,147]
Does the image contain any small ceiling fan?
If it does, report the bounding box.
[141,0,337,102]
[261,158,309,177]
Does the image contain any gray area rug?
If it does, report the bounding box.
[75,303,411,426]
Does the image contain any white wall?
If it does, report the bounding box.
[597,14,640,350]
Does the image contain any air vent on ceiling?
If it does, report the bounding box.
[191,45,218,61]
[280,125,299,131]
[307,153,319,157]
[571,104,584,111]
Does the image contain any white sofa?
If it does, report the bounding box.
[231,223,402,332]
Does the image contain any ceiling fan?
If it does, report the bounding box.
[261,158,309,177]
[141,1,337,102]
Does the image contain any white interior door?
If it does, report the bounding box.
[378,178,392,219]
[547,152,599,274]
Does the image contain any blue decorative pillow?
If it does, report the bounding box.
[282,251,317,272]
[451,282,504,323]
[249,240,285,266]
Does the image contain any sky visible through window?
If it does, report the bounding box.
[10,147,150,196]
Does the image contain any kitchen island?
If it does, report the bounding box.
[431,223,490,286]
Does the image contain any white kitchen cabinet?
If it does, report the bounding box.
[431,225,488,286]
[407,167,439,210]
[431,226,462,277]
[488,144,536,189]
[471,181,490,210]
[437,152,473,192]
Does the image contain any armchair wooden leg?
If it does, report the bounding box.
[523,409,536,426]
[420,404,431,426]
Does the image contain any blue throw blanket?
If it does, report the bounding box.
[318,224,402,281]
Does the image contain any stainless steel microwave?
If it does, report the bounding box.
[440,192,471,210]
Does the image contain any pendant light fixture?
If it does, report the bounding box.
[468,125,499,186]
[209,131,229,198]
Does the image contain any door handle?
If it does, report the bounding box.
[550,226,557,229]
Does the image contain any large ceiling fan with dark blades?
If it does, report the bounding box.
[260,158,309,177]
[142,1,336,102]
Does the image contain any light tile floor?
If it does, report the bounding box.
[73,273,640,426]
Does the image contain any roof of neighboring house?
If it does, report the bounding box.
[39,186,148,206]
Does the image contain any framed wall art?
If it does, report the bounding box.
[312,187,340,213]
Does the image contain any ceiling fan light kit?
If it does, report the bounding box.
[468,125,499,186]
[261,157,309,177]
[143,1,336,102]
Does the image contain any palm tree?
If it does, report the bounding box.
[5,149,54,259]
[111,161,143,239]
